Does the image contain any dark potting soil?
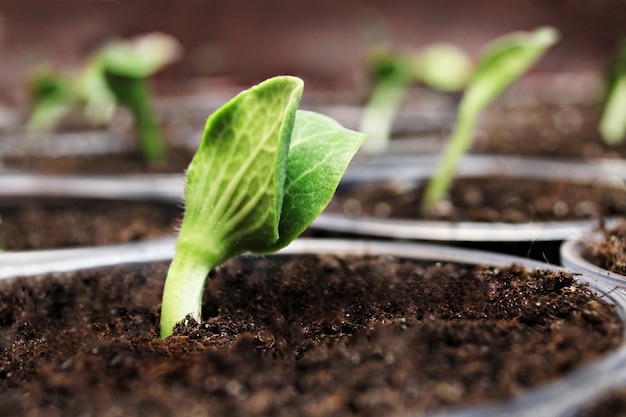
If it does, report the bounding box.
[0,199,181,250]
[3,145,194,175]
[328,177,626,223]
[0,254,622,417]
[582,220,626,277]
[473,103,626,160]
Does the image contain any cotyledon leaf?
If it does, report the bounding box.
[178,75,303,261]
[267,110,366,251]
[160,76,303,337]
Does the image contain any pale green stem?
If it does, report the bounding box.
[360,79,409,154]
[160,241,223,338]
[600,74,626,145]
[422,107,477,207]
[26,102,70,133]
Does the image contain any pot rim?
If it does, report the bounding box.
[0,130,136,158]
[1,237,626,417]
[317,154,626,242]
[561,236,626,286]
[0,172,183,202]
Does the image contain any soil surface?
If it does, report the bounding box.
[0,254,622,417]
[3,145,194,175]
[328,176,626,223]
[473,102,626,160]
[0,198,181,250]
[582,220,626,277]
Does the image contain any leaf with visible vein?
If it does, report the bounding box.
[160,76,364,337]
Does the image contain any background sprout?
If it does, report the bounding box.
[599,38,626,145]
[25,66,75,133]
[359,45,414,154]
[421,26,559,208]
[96,32,183,162]
[410,43,472,92]
[160,76,366,337]
[359,43,471,155]
[24,32,182,162]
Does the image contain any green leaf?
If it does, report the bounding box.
[99,32,182,78]
[268,110,366,250]
[160,76,303,337]
[181,76,303,257]
[411,43,472,92]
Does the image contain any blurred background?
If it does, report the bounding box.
[1,0,625,104]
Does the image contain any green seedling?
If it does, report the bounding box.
[25,66,75,133]
[160,76,366,338]
[25,32,181,162]
[94,32,182,162]
[421,26,559,208]
[599,38,626,145]
[360,43,471,154]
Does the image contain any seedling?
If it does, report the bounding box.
[25,66,75,133]
[160,76,366,337]
[25,32,181,162]
[360,43,471,154]
[87,32,182,162]
[599,38,626,145]
[421,26,559,208]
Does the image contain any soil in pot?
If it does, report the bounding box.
[3,145,194,175]
[325,176,626,262]
[0,253,622,416]
[473,102,626,160]
[581,219,626,277]
[0,198,181,250]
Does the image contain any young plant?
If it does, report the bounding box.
[421,26,559,208]
[93,32,182,162]
[359,43,471,154]
[160,76,366,338]
[24,33,181,162]
[599,38,626,145]
[25,66,75,133]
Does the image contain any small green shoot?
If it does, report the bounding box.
[360,45,414,154]
[24,32,181,162]
[421,26,559,208]
[599,38,626,145]
[25,66,75,133]
[360,43,471,154]
[96,32,182,162]
[160,76,366,337]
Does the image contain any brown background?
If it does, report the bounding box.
[1,0,625,101]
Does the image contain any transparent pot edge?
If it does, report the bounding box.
[1,237,626,417]
[0,173,183,202]
[561,238,626,286]
[0,130,136,158]
[0,180,182,263]
[321,154,625,242]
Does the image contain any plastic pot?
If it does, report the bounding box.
[0,172,182,257]
[560,221,626,286]
[1,238,626,417]
[317,154,625,246]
